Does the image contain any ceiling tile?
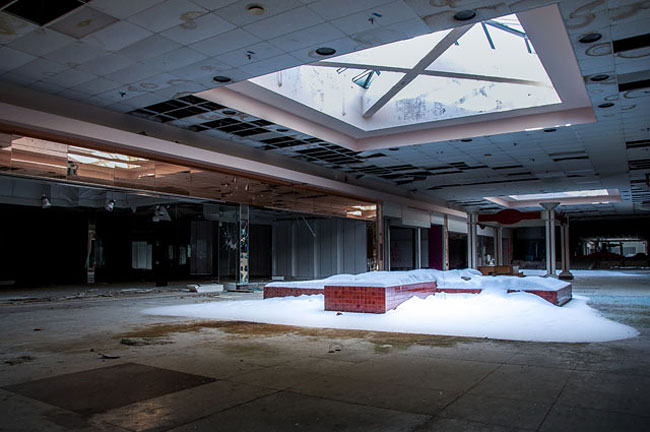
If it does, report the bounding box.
[213,0,303,26]
[8,28,74,56]
[268,23,345,52]
[83,20,152,52]
[104,62,158,84]
[216,42,285,67]
[43,41,104,66]
[71,76,123,95]
[75,53,136,75]
[0,12,37,45]
[145,47,208,72]
[46,68,97,88]
[307,0,393,21]
[49,6,118,39]
[9,58,69,81]
[128,0,208,32]
[88,0,164,19]
[0,46,36,73]
[161,12,236,45]
[118,34,182,61]
[190,28,261,57]
[243,6,324,40]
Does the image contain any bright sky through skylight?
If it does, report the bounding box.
[509,189,610,201]
[250,12,560,131]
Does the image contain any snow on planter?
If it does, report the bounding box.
[264,269,572,310]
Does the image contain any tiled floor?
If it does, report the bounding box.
[0,271,649,431]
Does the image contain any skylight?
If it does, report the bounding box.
[248,13,560,132]
[509,189,610,201]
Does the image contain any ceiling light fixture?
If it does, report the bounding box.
[315,47,336,56]
[579,33,602,43]
[598,102,615,108]
[453,10,476,21]
[41,195,52,209]
[590,74,609,82]
[222,109,237,115]
[213,75,232,83]
[543,128,557,132]
[247,4,265,15]
[460,138,473,142]
[276,128,289,132]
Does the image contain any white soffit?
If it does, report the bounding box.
[197,4,594,152]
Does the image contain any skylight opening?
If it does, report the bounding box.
[248,10,560,132]
[509,189,610,200]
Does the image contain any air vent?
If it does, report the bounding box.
[629,159,650,170]
[626,139,650,149]
[612,33,650,53]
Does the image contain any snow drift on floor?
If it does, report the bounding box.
[143,292,638,343]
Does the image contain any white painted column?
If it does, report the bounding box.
[559,221,574,280]
[496,227,504,266]
[385,218,391,271]
[541,202,559,277]
[467,213,478,269]
[376,202,385,271]
[415,228,422,269]
[443,215,449,270]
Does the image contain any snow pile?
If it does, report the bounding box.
[143,291,638,343]
[266,268,569,292]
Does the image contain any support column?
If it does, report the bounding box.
[467,213,478,269]
[496,227,504,266]
[415,227,422,269]
[376,202,385,271]
[239,204,249,284]
[385,218,391,271]
[443,215,449,270]
[541,202,559,277]
[86,217,96,284]
[559,221,574,280]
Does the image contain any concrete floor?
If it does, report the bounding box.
[1,271,649,431]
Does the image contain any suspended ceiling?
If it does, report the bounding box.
[0,0,649,218]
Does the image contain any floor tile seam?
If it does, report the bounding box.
[156,388,284,431]
[552,401,650,419]
[281,388,437,418]
[436,360,506,413]
[428,413,538,432]
[395,351,514,366]
[499,361,577,372]
[535,366,575,432]
[570,366,650,378]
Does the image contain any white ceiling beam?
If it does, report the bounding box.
[362,24,473,119]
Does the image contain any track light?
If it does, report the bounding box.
[41,195,52,209]
[105,199,115,212]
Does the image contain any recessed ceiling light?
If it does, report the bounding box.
[247,4,265,15]
[276,128,289,132]
[388,147,399,151]
[222,109,237,115]
[453,10,476,21]
[598,102,615,108]
[315,47,336,56]
[543,128,557,132]
[579,33,602,43]
[460,138,472,142]
[590,74,609,82]
[213,76,232,84]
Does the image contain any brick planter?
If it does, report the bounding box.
[263,286,323,299]
[507,284,572,306]
[324,282,437,314]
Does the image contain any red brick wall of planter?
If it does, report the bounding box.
[263,286,323,299]
[324,282,437,314]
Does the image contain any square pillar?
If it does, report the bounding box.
[467,213,478,269]
[541,202,559,277]
[559,222,574,280]
[376,203,385,271]
[495,227,504,265]
[239,204,249,284]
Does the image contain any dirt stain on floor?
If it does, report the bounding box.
[118,320,504,352]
